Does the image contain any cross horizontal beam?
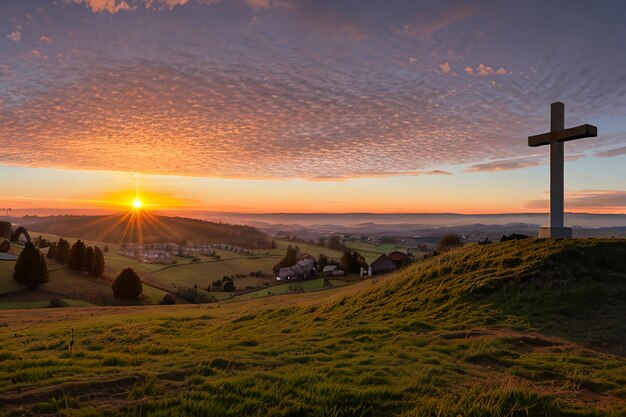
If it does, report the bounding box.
[528,124,597,147]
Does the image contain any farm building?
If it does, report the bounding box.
[370,254,395,275]
[387,251,410,268]
[322,265,345,277]
[276,254,317,281]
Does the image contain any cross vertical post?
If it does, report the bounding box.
[550,102,564,229]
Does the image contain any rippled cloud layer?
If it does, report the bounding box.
[1,0,626,180]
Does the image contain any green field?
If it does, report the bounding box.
[0,238,624,416]
[1,234,346,305]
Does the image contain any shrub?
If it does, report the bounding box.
[223,280,235,292]
[48,298,69,308]
[112,267,143,299]
[68,240,86,271]
[500,233,530,242]
[13,241,49,289]
[159,294,176,305]
[0,239,10,253]
[177,286,216,304]
[436,234,463,252]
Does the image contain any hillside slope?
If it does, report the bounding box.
[0,238,625,416]
[18,213,273,248]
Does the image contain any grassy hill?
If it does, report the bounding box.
[19,213,273,248]
[0,238,625,416]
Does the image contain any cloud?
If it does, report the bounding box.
[245,0,269,9]
[395,3,479,39]
[439,62,451,74]
[40,35,53,44]
[306,170,453,182]
[7,30,21,42]
[593,146,626,158]
[3,1,626,182]
[527,190,626,211]
[465,63,508,77]
[464,157,542,172]
[68,0,131,13]
[296,2,367,40]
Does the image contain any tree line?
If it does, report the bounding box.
[47,239,105,276]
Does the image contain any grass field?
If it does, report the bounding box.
[1,234,346,306]
[0,238,624,416]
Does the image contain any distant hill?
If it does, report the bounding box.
[18,213,274,248]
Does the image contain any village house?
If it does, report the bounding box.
[276,254,317,281]
[322,265,346,277]
[387,251,410,268]
[369,254,395,275]
[118,242,215,264]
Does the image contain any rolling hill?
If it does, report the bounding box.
[0,238,625,416]
[16,213,274,249]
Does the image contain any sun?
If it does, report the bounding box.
[132,197,143,209]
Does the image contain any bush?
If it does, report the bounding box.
[500,233,530,242]
[112,267,143,299]
[436,234,463,252]
[223,280,235,292]
[13,241,49,289]
[159,294,176,305]
[48,298,69,308]
[177,286,216,304]
[0,239,10,253]
[68,240,86,271]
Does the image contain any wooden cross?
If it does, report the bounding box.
[528,102,597,238]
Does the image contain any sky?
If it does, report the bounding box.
[0,0,625,214]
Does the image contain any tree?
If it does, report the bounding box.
[340,250,368,274]
[55,239,70,264]
[68,240,86,271]
[103,245,109,253]
[272,245,299,274]
[13,241,49,289]
[91,246,105,277]
[112,267,143,299]
[328,235,346,251]
[436,234,463,252]
[84,246,94,274]
[318,253,328,270]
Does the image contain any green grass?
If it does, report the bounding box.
[0,238,625,416]
[1,235,345,305]
[0,298,94,310]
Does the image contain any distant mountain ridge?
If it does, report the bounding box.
[13,213,274,249]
